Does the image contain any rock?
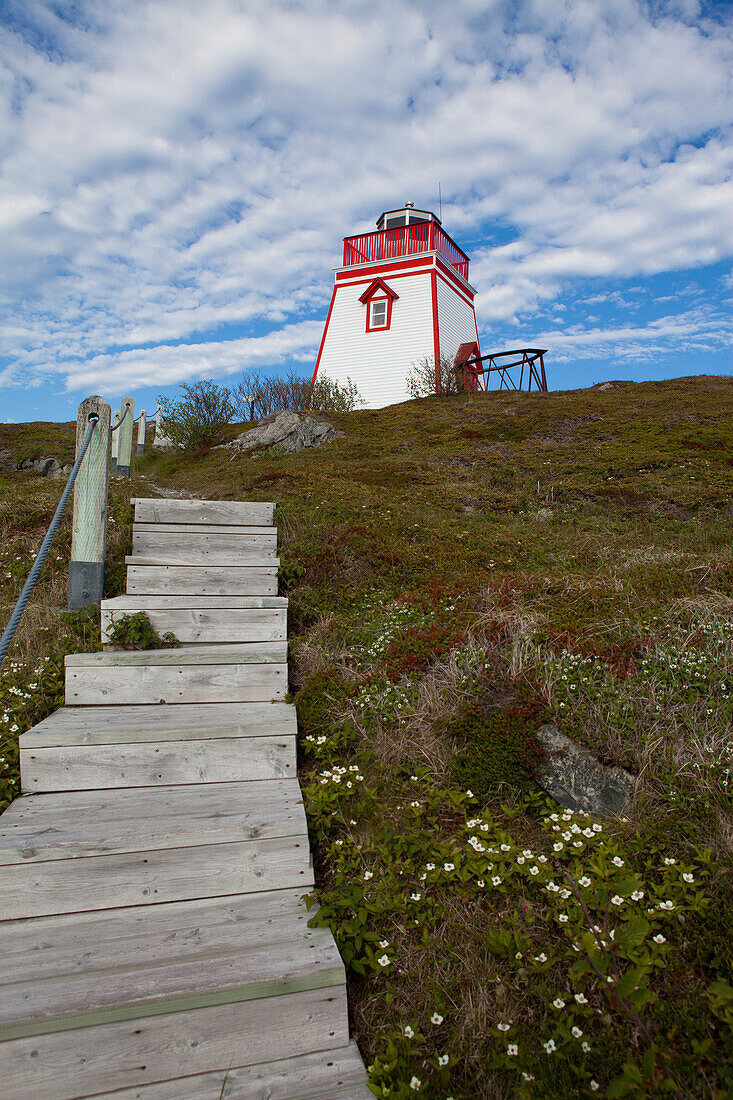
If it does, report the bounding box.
[535,723,635,817]
[224,410,343,455]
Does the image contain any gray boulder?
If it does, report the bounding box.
[225,411,342,455]
[535,723,635,817]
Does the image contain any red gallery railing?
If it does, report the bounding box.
[343,222,470,281]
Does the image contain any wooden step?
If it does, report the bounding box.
[134,523,276,536]
[20,702,296,792]
[133,530,278,562]
[0,987,348,1100]
[65,643,287,705]
[0,892,342,1041]
[101,600,287,644]
[0,780,312,919]
[127,564,278,596]
[20,701,296,746]
[132,499,275,526]
[88,1042,371,1098]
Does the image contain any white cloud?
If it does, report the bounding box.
[0,0,731,393]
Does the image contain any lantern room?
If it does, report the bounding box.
[312,202,480,408]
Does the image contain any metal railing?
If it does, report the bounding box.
[0,394,149,670]
[0,414,100,670]
[343,222,470,281]
[461,348,549,392]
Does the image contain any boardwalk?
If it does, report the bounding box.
[0,498,369,1099]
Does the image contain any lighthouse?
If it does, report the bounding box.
[311,203,481,409]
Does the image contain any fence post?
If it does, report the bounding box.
[110,410,120,474]
[68,396,111,610]
[116,396,135,476]
[137,409,146,455]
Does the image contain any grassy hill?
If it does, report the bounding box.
[1,376,732,1098]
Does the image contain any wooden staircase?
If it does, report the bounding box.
[0,498,369,1099]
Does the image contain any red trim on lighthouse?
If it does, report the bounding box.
[311,285,337,387]
[430,269,441,391]
[358,278,399,304]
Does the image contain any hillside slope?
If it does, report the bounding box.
[2,376,732,1098]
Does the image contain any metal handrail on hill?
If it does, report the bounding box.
[0,414,100,671]
[0,393,148,670]
[462,347,548,392]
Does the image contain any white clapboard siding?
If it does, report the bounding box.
[127,564,278,595]
[102,605,287,644]
[132,498,275,526]
[86,1041,371,1100]
[0,986,348,1100]
[20,701,296,747]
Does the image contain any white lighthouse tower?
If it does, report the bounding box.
[311,203,481,409]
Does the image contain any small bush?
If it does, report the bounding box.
[406,354,475,398]
[106,612,179,650]
[157,380,235,452]
[231,368,363,420]
[445,682,548,795]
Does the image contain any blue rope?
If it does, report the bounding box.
[110,404,129,432]
[0,415,100,671]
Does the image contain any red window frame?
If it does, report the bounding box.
[366,295,393,333]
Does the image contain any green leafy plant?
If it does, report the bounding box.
[157,379,235,452]
[106,611,179,650]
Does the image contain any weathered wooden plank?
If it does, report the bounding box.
[0,888,313,976]
[133,530,277,552]
[0,782,306,862]
[0,986,348,1100]
[68,396,111,610]
[134,524,276,536]
[126,555,279,569]
[20,702,296,747]
[66,642,287,667]
[0,930,343,1040]
[127,565,278,596]
[133,499,275,526]
[0,834,313,919]
[65,662,286,705]
[101,606,287,644]
[102,595,288,609]
[3,778,302,826]
[86,1042,370,1100]
[20,734,295,792]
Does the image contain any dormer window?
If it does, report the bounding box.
[369,299,388,328]
[360,278,399,333]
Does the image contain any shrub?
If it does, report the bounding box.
[406,354,474,398]
[106,612,179,650]
[231,368,363,421]
[157,380,235,452]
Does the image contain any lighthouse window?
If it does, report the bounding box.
[370,300,387,328]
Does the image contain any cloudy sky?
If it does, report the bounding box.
[0,0,731,421]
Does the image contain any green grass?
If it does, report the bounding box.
[1,377,732,1098]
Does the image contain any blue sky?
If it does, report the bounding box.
[0,0,731,422]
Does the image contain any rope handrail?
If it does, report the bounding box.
[0,415,100,670]
[110,404,130,432]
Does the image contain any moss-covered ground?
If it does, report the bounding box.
[1,378,732,1098]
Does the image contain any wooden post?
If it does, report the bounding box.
[110,410,120,475]
[116,396,135,476]
[68,396,111,610]
[137,410,146,455]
